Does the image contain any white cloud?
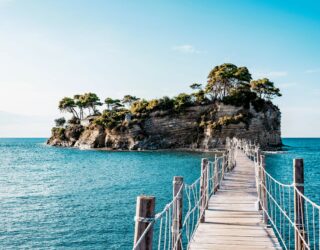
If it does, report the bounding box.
[277,82,296,89]
[172,44,200,54]
[305,68,320,74]
[253,71,288,78]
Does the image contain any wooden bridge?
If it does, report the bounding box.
[189,149,281,249]
[132,138,319,250]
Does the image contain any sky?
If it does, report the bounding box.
[0,0,320,137]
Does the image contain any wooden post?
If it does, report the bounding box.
[257,149,261,165]
[257,149,262,211]
[254,146,258,163]
[133,196,155,250]
[260,155,268,224]
[214,157,219,193]
[221,152,226,179]
[206,161,210,209]
[294,159,306,250]
[226,150,230,171]
[172,176,183,250]
[200,158,208,223]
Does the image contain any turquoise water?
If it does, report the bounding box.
[0,138,211,249]
[266,138,320,203]
[0,138,319,249]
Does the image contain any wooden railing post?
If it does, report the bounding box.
[221,153,226,179]
[257,149,261,165]
[260,155,269,224]
[214,156,219,193]
[254,146,258,163]
[206,160,210,209]
[257,149,262,211]
[294,159,306,250]
[172,176,183,250]
[200,158,208,223]
[134,196,155,250]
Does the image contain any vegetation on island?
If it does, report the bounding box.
[52,63,282,133]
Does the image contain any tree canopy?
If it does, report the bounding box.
[122,95,139,107]
[250,78,282,100]
[54,63,281,129]
[190,83,202,90]
[105,98,124,110]
[58,97,79,118]
[173,93,192,110]
[54,117,66,127]
[205,63,252,100]
[104,97,115,110]
[58,93,102,119]
[81,93,102,115]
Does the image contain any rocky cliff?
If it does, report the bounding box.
[47,101,281,151]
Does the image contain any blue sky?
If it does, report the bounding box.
[0,0,320,137]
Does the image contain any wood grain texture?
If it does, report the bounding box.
[189,150,281,250]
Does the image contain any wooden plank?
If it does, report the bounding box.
[189,150,281,250]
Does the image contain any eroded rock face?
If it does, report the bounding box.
[74,125,106,149]
[47,125,83,147]
[199,103,281,149]
[47,102,281,150]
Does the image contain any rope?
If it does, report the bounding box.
[133,138,320,250]
[240,138,320,250]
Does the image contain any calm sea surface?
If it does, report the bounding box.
[0,138,319,249]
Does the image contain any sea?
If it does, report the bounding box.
[0,138,319,249]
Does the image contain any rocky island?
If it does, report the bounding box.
[47,63,282,150]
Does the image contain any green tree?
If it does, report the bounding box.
[250,78,282,100]
[73,94,85,119]
[146,99,160,111]
[122,95,139,107]
[105,98,124,110]
[68,116,80,125]
[158,96,174,110]
[205,63,252,99]
[192,90,207,104]
[81,93,102,115]
[130,99,149,114]
[58,97,79,118]
[105,97,115,110]
[54,117,66,127]
[173,93,192,110]
[112,99,124,110]
[223,84,257,108]
[190,83,202,90]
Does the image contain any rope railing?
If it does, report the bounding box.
[132,138,237,250]
[236,138,320,250]
[132,137,319,250]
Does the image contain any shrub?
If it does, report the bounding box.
[54,117,66,127]
[173,93,193,111]
[222,85,257,108]
[146,99,160,111]
[130,99,149,114]
[68,116,80,125]
[208,113,248,130]
[158,96,174,110]
[131,97,175,114]
[192,90,209,105]
[93,109,129,129]
[51,127,66,140]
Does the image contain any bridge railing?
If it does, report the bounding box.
[132,138,237,250]
[237,138,320,250]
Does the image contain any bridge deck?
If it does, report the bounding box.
[189,150,282,250]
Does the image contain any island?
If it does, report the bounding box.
[47,63,282,150]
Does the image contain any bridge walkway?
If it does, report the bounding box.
[189,150,282,250]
